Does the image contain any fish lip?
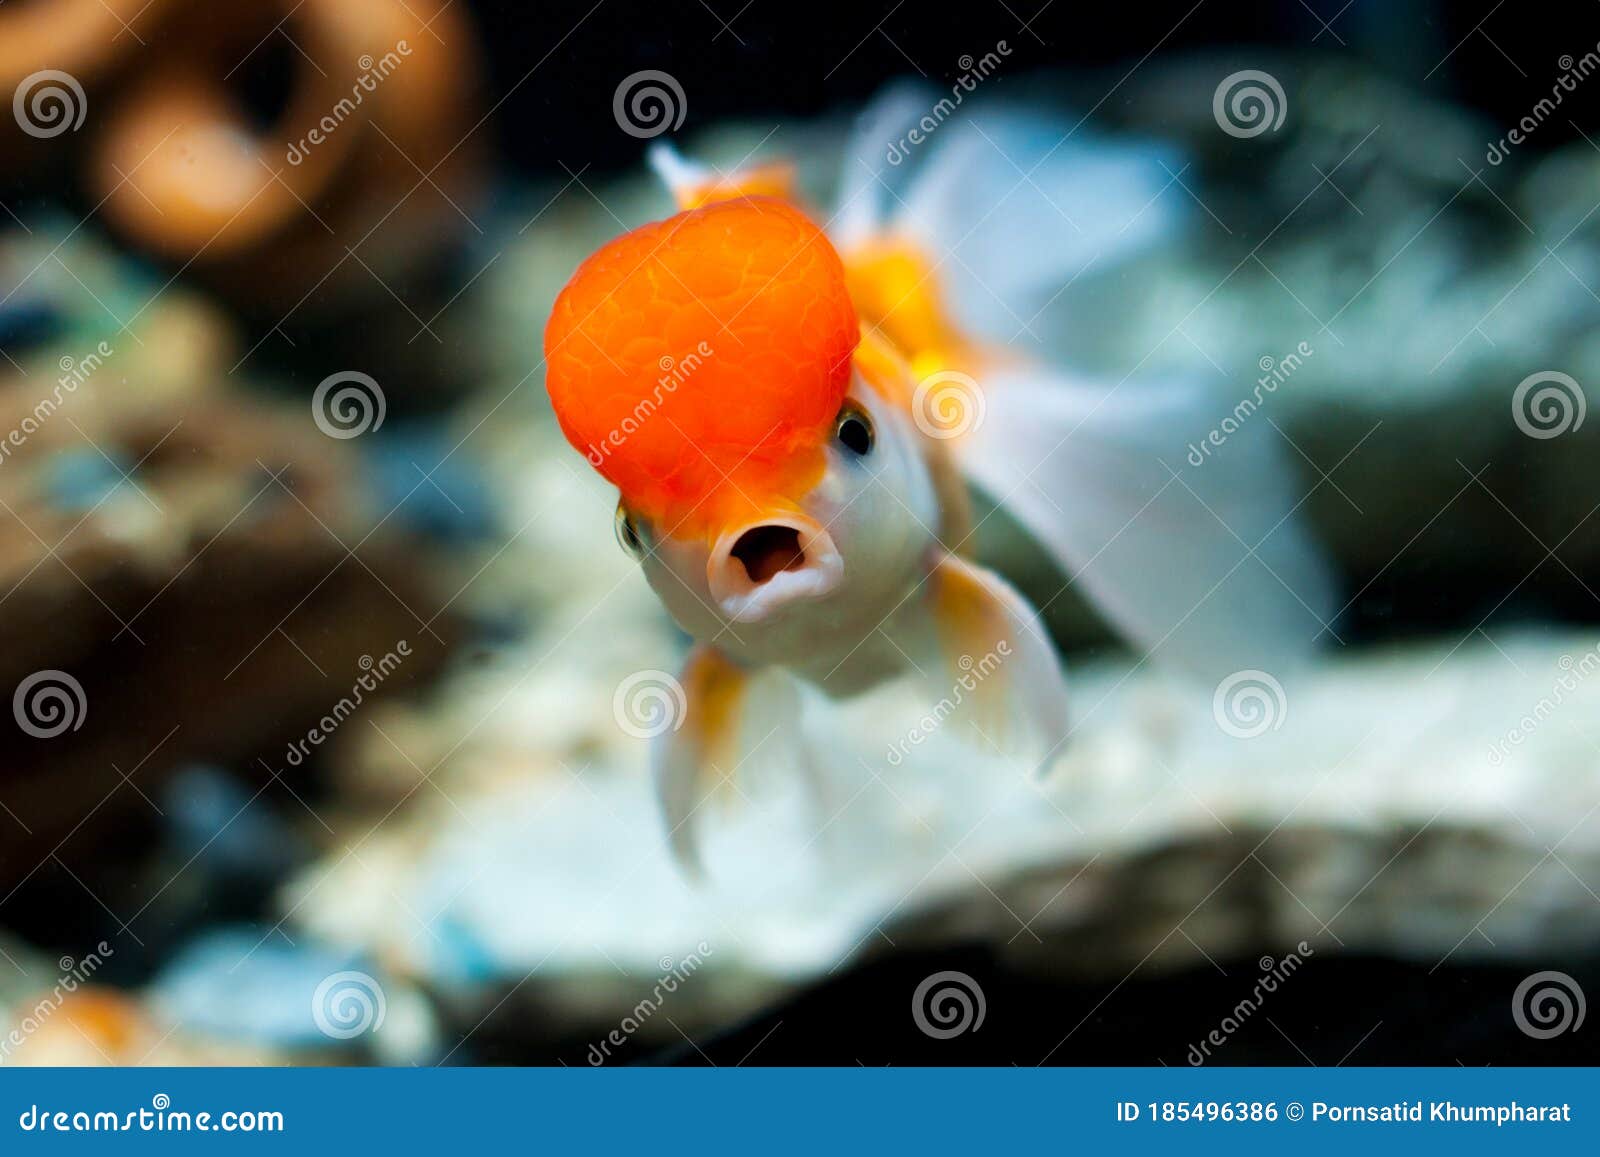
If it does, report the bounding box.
[707,517,844,623]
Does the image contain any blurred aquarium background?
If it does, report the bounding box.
[0,0,1597,1065]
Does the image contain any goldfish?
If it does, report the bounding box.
[544,89,1334,872]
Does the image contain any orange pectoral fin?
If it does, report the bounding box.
[653,645,809,877]
[925,551,1071,775]
[653,645,747,877]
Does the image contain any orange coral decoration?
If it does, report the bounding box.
[1,0,479,309]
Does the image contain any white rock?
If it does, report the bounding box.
[288,626,1600,1040]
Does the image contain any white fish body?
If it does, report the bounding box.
[631,93,1334,873]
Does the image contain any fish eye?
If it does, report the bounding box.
[614,503,645,558]
[835,402,874,456]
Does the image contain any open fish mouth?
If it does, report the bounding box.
[708,517,843,622]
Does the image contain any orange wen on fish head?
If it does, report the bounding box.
[544,197,860,541]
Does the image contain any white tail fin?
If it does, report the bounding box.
[957,368,1337,678]
[833,83,1188,355]
[835,85,1331,674]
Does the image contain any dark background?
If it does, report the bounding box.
[469,0,1599,178]
[7,3,1591,247]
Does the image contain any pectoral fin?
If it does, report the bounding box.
[921,551,1071,775]
[652,644,805,877]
